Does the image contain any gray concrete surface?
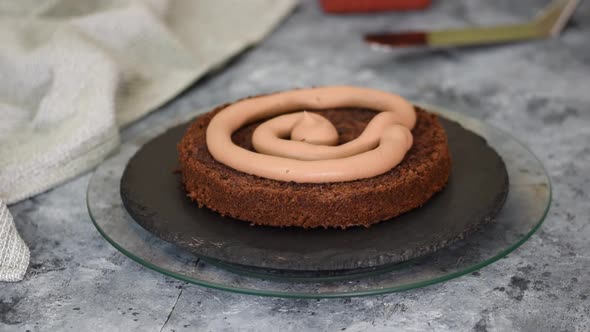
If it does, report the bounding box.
[2,0,590,331]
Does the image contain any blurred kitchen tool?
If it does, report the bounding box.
[321,0,431,13]
[364,0,579,47]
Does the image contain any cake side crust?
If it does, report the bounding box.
[177,105,451,228]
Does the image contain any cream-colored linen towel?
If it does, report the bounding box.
[0,0,296,281]
[0,198,29,282]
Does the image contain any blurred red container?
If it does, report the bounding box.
[320,0,432,13]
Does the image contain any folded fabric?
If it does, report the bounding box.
[0,0,296,281]
[0,199,29,281]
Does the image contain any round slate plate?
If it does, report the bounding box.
[120,116,508,271]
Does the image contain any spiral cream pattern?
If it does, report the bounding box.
[206,86,416,183]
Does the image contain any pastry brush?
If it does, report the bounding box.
[364,0,579,47]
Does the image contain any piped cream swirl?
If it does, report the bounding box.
[205,86,416,183]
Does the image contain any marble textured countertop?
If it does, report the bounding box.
[2,0,589,331]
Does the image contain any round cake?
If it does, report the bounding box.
[178,86,451,228]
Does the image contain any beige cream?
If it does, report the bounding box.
[206,86,416,183]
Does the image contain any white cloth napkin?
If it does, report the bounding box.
[0,0,296,281]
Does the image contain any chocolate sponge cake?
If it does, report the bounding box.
[178,89,451,228]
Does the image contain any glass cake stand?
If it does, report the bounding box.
[87,107,551,298]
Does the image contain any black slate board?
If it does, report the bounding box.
[120,116,508,271]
